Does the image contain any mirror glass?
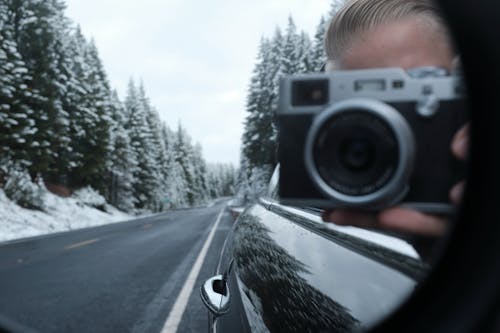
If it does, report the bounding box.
[0,0,467,332]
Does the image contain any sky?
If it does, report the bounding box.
[64,0,332,165]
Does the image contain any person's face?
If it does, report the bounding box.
[336,15,455,71]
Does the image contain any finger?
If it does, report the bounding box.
[450,181,466,205]
[451,124,469,160]
[378,208,448,236]
[322,209,378,229]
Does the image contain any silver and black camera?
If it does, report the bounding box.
[277,67,467,214]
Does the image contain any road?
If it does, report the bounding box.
[0,200,233,333]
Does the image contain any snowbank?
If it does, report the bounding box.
[0,189,131,243]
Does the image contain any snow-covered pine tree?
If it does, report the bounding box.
[173,123,197,206]
[124,79,159,211]
[0,2,37,169]
[310,16,328,72]
[71,39,112,193]
[139,82,166,211]
[191,143,209,205]
[235,155,252,202]
[9,0,72,180]
[162,124,188,208]
[241,37,277,170]
[297,31,313,73]
[218,163,237,197]
[280,20,315,74]
[62,26,98,187]
[46,8,75,184]
[206,163,236,199]
[282,17,301,75]
[106,90,137,212]
[206,164,222,199]
[241,12,337,199]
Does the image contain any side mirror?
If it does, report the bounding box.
[200,275,231,316]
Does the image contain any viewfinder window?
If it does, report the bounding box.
[292,79,329,106]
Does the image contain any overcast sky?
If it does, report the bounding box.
[64,0,331,165]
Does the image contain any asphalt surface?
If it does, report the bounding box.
[0,200,233,333]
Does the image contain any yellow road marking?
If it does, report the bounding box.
[64,238,100,250]
[142,224,153,229]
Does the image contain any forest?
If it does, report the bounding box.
[238,1,342,200]
[0,0,236,213]
[0,0,341,214]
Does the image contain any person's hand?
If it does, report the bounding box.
[322,124,469,237]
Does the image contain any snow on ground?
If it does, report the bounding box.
[0,189,131,243]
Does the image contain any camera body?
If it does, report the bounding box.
[277,67,467,214]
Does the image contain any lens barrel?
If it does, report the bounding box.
[304,98,415,208]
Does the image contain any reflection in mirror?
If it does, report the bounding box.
[243,0,467,331]
[0,0,468,332]
[201,275,231,316]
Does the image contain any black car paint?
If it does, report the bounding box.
[209,199,427,332]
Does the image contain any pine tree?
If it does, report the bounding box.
[61,26,89,180]
[191,143,209,204]
[0,2,37,168]
[173,123,197,206]
[106,90,136,211]
[206,164,222,199]
[9,0,71,180]
[282,16,301,75]
[207,163,237,199]
[240,12,334,199]
[311,16,328,72]
[241,37,277,170]
[71,39,112,192]
[162,124,188,208]
[139,82,165,210]
[47,8,75,184]
[125,79,158,211]
[297,31,313,73]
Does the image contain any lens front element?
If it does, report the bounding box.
[314,112,399,196]
[340,138,375,171]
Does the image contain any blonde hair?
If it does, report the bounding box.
[325,0,449,70]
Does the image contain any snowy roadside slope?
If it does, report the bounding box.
[0,189,131,243]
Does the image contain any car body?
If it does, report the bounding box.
[201,168,428,332]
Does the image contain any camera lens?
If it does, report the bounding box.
[339,138,375,171]
[312,111,399,196]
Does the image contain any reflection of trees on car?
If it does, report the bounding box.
[271,205,430,279]
[233,213,360,332]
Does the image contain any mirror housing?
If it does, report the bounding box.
[200,275,231,316]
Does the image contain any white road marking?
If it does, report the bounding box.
[64,238,100,250]
[161,208,225,333]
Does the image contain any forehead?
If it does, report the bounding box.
[338,15,454,71]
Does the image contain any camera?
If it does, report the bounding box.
[277,67,467,214]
